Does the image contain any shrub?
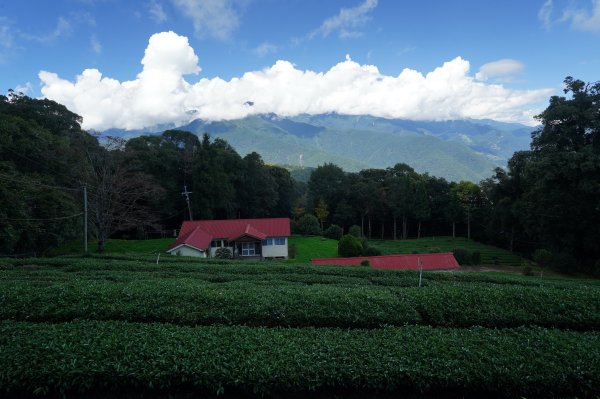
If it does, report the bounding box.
[338,234,363,257]
[295,214,321,235]
[323,224,343,240]
[348,225,362,238]
[427,247,442,253]
[288,243,297,259]
[214,247,232,259]
[360,259,370,267]
[522,266,534,276]
[471,251,481,265]
[363,246,381,256]
[453,248,473,266]
[533,249,553,268]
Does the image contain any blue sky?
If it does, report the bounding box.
[1,0,599,130]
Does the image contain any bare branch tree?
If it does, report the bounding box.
[85,137,164,253]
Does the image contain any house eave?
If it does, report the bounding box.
[166,243,206,254]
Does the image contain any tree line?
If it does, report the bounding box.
[0,92,296,254]
[1,77,598,273]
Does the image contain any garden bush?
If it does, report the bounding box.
[214,247,232,259]
[323,224,343,240]
[363,246,382,256]
[338,234,363,257]
[453,248,473,265]
[348,225,362,238]
[294,214,321,235]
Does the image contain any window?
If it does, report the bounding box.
[274,237,286,245]
[262,238,273,246]
[241,242,255,256]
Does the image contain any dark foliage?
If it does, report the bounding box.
[323,224,343,240]
[338,234,363,257]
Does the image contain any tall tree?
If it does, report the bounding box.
[307,163,346,223]
[85,138,164,253]
[0,94,97,254]
[452,181,481,240]
[314,198,329,232]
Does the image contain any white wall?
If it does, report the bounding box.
[170,245,206,258]
[262,237,288,259]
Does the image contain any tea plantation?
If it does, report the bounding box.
[1,255,599,398]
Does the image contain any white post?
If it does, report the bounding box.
[83,185,88,255]
[156,252,160,264]
[418,257,423,287]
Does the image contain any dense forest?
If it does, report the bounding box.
[1,77,598,273]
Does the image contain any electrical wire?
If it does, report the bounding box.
[0,212,83,222]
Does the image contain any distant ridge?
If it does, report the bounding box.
[102,114,535,182]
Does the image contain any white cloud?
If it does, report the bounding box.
[21,17,72,43]
[561,0,600,32]
[538,0,553,29]
[149,0,168,23]
[171,0,239,40]
[0,17,15,63]
[475,59,525,82]
[90,35,102,54]
[253,42,277,57]
[310,0,378,39]
[39,31,554,131]
[14,82,33,95]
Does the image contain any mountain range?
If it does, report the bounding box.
[101,114,536,182]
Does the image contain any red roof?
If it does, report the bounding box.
[167,218,290,251]
[311,253,459,271]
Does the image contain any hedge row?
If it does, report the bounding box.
[1,321,598,398]
[2,278,599,330]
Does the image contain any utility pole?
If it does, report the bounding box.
[182,185,193,220]
[83,185,88,255]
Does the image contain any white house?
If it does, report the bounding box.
[166,218,290,259]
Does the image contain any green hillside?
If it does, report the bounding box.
[178,114,508,181]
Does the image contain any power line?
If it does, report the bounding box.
[0,173,80,192]
[0,212,83,222]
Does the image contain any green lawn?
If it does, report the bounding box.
[50,238,174,256]
[287,235,338,262]
[368,236,524,266]
[52,235,522,268]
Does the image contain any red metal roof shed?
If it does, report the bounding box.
[311,253,459,271]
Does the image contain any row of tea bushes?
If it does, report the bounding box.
[1,320,598,398]
[2,278,599,330]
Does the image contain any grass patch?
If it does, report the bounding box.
[287,235,338,262]
[50,238,175,256]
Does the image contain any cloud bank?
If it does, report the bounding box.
[475,59,524,81]
[39,31,554,131]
